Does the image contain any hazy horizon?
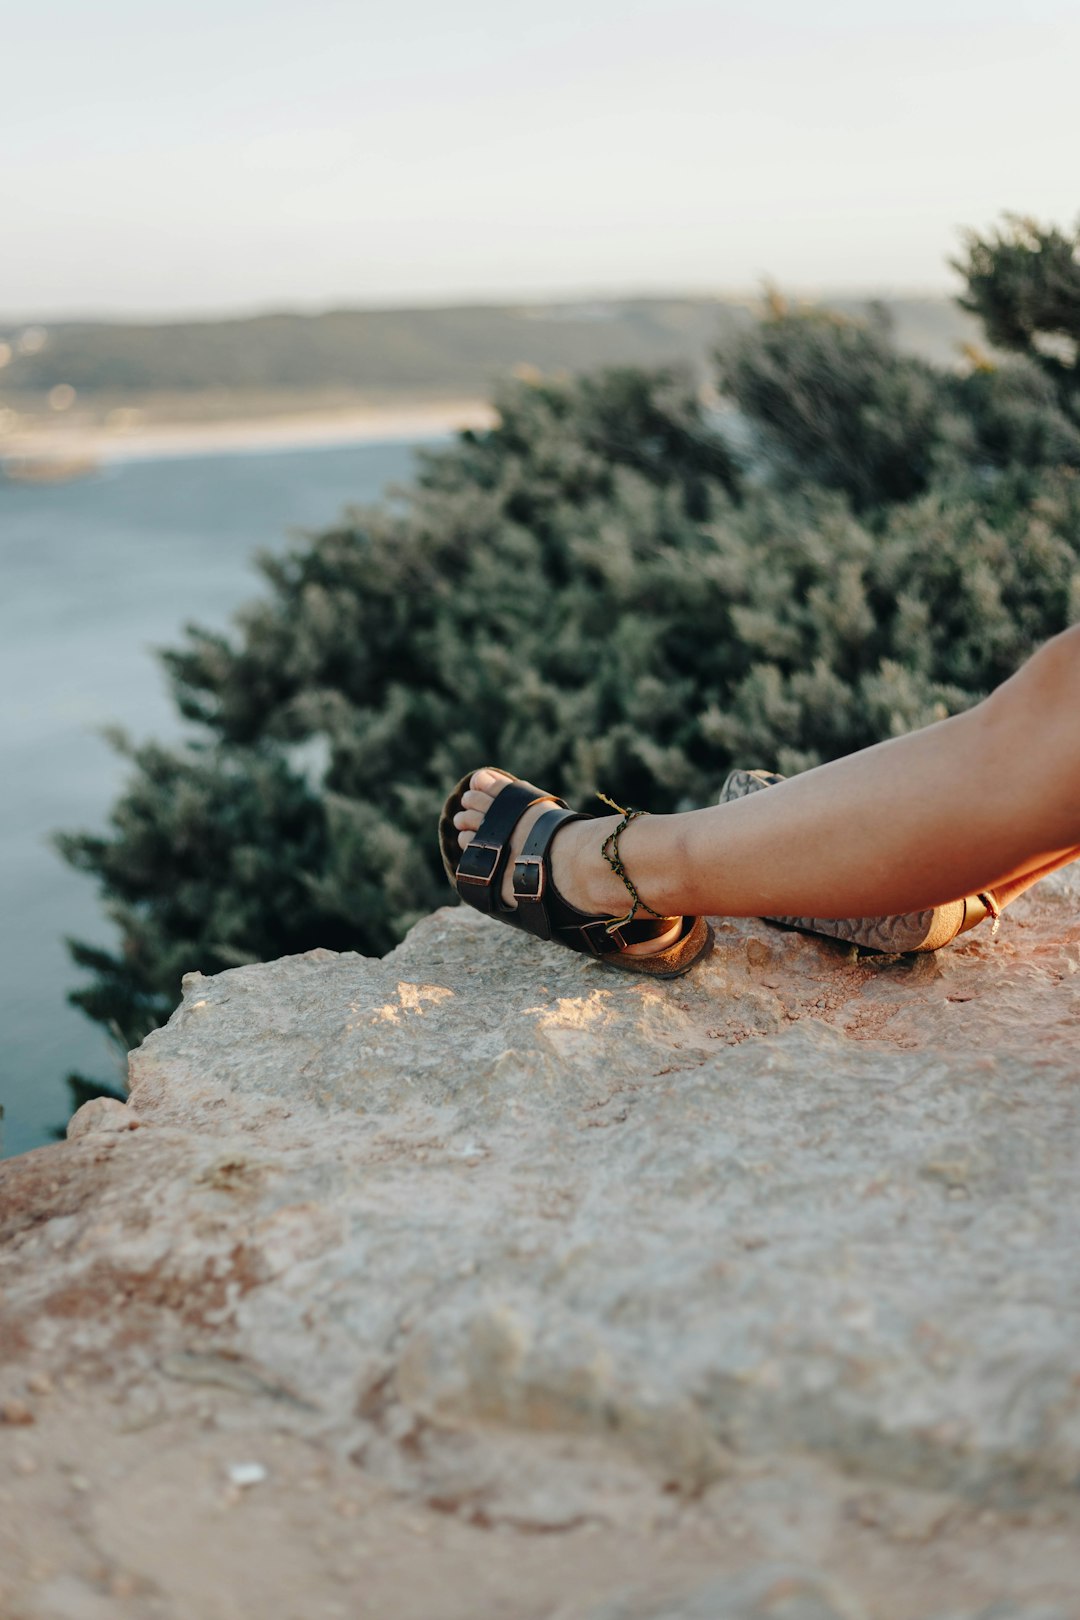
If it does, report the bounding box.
[5,0,1078,319]
[1,283,967,329]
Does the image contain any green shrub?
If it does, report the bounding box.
[716,300,969,510]
[954,213,1080,403]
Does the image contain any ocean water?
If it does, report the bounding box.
[0,436,433,1158]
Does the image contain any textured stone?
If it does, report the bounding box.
[64,1096,139,1139]
[0,1397,35,1425]
[584,1565,862,1620]
[2,869,1079,1615]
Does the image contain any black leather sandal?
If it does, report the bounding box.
[439,768,712,978]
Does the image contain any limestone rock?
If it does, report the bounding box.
[584,1565,862,1620]
[66,1095,139,1139]
[2,870,1079,1616]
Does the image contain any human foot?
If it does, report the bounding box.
[452,768,685,958]
[439,764,712,975]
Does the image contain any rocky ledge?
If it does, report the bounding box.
[2,875,1079,1619]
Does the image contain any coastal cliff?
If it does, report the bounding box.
[2,878,1079,1619]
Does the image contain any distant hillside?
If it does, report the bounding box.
[0,296,984,404]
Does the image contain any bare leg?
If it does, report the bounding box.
[990,847,1080,909]
[455,627,1080,933]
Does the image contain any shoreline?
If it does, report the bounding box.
[0,397,496,468]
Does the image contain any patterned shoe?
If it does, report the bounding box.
[718,769,1000,953]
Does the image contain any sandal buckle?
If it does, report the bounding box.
[456,842,500,885]
[512,855,545,903]
[578,918,624,955]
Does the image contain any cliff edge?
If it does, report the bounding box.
[2,877,1079,1619]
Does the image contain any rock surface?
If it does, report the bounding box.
[2,874,1079,1619]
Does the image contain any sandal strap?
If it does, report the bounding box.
[511,805,682,958]
[454,779,566,917]
[563,913,682,957]
[511,806,586,940]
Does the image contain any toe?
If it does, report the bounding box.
[450,769,521,877]
[471,767,513,796]
[454,799,486,852]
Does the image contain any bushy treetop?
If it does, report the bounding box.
[954,213,1080,397]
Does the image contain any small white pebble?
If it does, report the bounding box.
[70,1474,91,1493]
[227,1461,267,1488]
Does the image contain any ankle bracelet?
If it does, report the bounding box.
[596,792,668,932]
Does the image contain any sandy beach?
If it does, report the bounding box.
[0,397,496,470]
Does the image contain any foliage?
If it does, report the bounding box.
[716,300,968,510]
[58,221,1080,1055]
[954,214,1080,401]
[717,282,1080,510]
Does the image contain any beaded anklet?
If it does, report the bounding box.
[596,792,668,934]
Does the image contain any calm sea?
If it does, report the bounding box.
[0,436,432,1158]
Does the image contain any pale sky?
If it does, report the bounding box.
[3,0,1078,318]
